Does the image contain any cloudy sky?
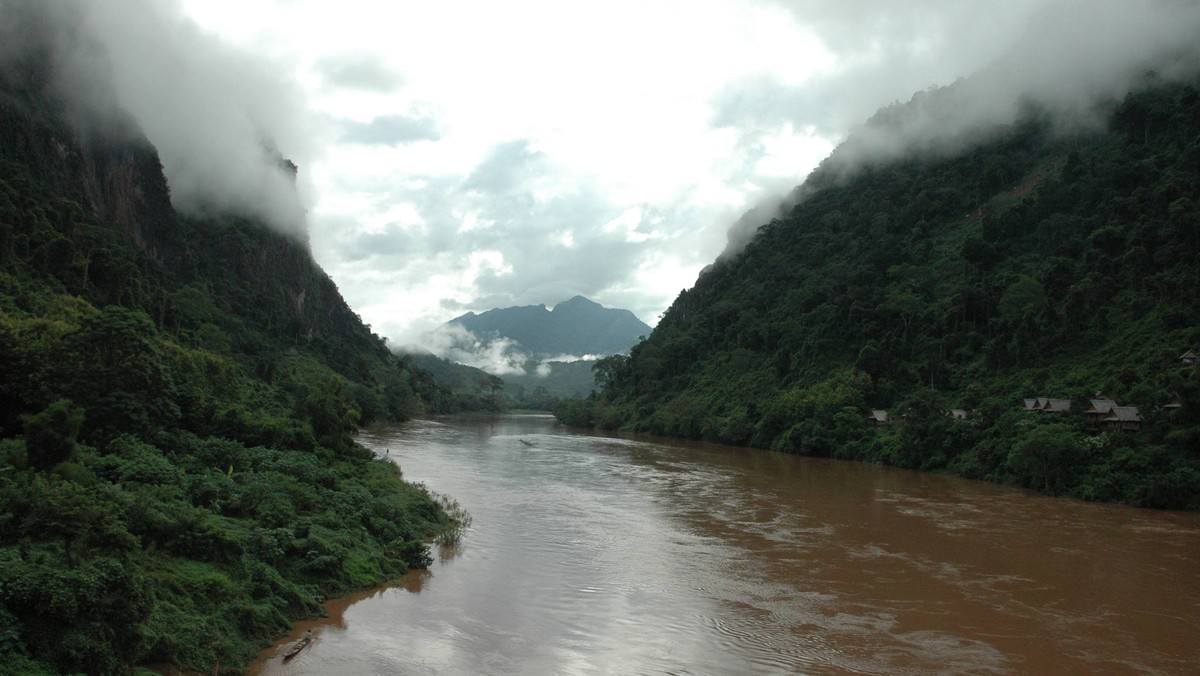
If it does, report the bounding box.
[65,0,1200,352]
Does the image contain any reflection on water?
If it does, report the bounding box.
[249,414,1200,675]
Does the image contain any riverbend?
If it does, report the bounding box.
[250,414,1200,675]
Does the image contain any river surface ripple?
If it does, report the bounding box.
[250,414,1200,675]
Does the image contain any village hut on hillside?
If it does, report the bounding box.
[1044,398,1071,413]
[868,409,891,426]
[1022,397,1072,415]
[1102,406,1142,432]
[1083,397,1118,427]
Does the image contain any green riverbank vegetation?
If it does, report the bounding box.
[0,22,460,676]
[556,77,1200,510]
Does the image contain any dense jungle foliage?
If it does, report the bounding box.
[407,352,599,411]
[558,78,1200,510]
[0,45,459,676]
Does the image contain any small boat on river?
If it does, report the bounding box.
[282,630,312,661]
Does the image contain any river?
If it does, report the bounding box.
[249,414,1200,675]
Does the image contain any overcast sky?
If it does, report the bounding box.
[64,0,1200,352]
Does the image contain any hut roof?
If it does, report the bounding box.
[869,409,889,422]
[1103,406,1142,422]
[1084,398,1117,415]
[1040,398,1071,413]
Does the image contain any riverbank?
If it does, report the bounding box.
[554,392,1200,511]
[246,571,431,675]
[232,414,1200,674]
[244,440,473,675]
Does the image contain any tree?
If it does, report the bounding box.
[20,399,84,469]
[63,306,180,440]
[300,375,362,452]
[1006,422,1086,495]
[592,354,629,392]
[997,275,1046,324]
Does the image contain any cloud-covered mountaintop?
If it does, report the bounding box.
[451,296,650,360]
[715,1,1200,259]
[411,296,650,376]
[0,0,315,238]
[15,1,1200,351]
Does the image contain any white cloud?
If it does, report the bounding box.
[419,324,531,376]
[166,0,841,348]
[63,0,320,236]
[47,0,1198,354]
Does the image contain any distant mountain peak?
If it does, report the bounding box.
[443,296,650,359]
[555,295,599,308]
[551,295,606,316]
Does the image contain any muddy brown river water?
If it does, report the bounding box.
[249,414,1200,675]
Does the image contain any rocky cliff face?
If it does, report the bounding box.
[0,51,176,263]
[0,26,385,381]
[0,13,447,672]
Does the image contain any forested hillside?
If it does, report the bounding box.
[0,21,457,676]
[560,77,1200,510]
[406,352,598,411]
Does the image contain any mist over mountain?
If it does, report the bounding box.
[718,0,1200,260]
[418,295,650,374]
[0,5,465,673]
[5,6,1199,675]
[0,0,315,238]
[398,296,649,402]
[561,70,1200,510]
[456,295,649,356]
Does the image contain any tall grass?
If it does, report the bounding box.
[430,491,473,547]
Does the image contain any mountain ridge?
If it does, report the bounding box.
[558,75,1200,510]
[447,294,650,358]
